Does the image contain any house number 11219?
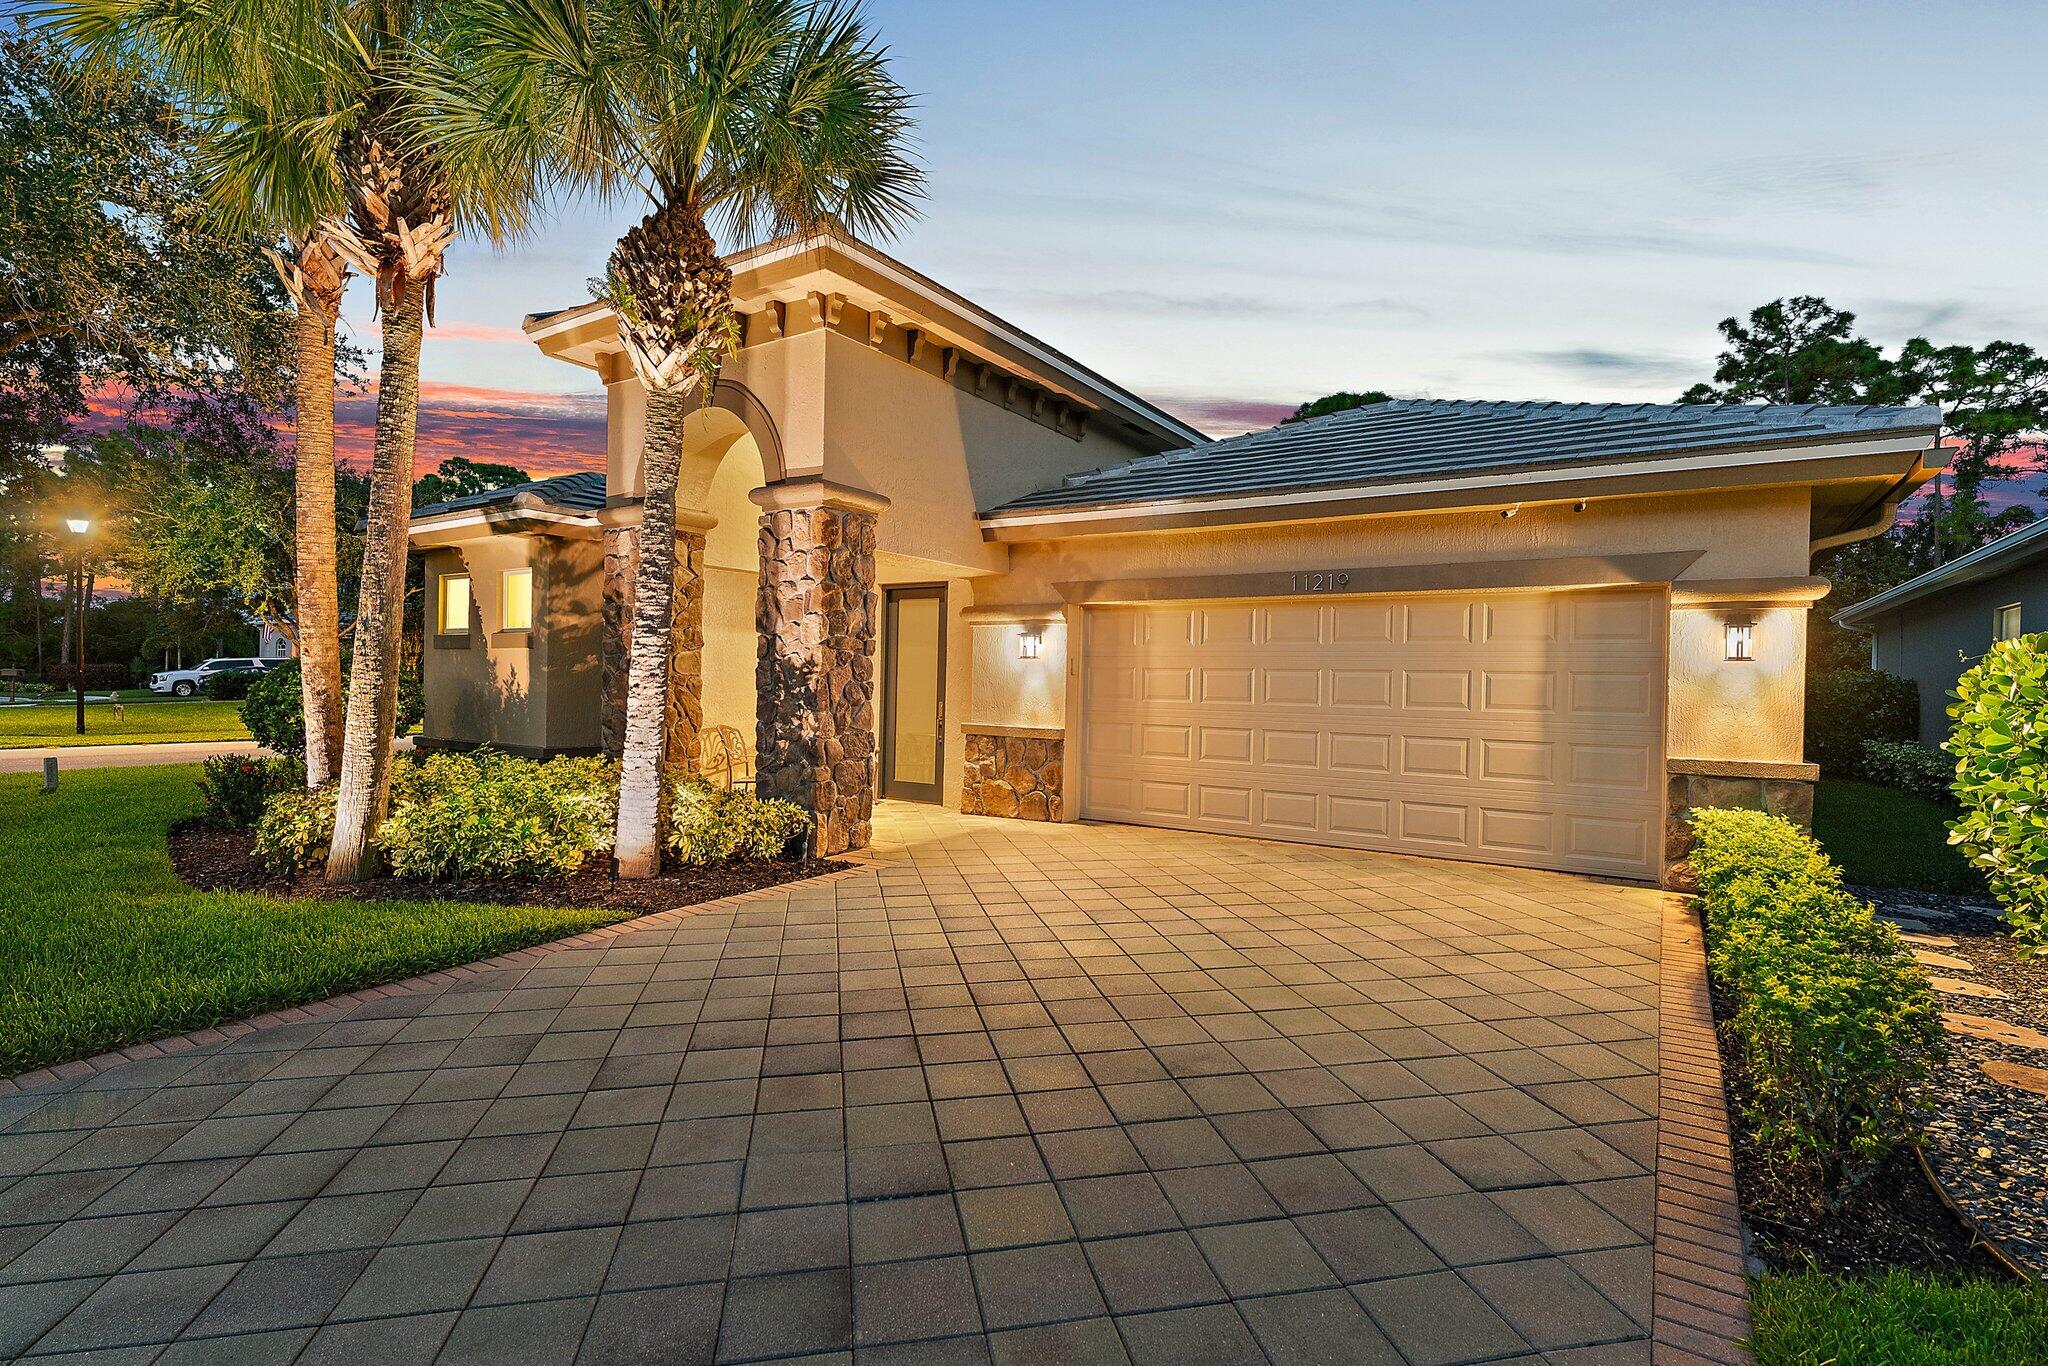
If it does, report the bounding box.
[1289,571,1351,592]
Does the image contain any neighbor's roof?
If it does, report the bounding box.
[1833,516,2048,628]
[412,470,606,522]
[982,399,1942,520]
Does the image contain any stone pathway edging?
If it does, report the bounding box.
[0,855,883,1100]
[1652,894,1752,1364]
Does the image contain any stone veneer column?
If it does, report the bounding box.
[600,506,712,779]
[752,479,890,856]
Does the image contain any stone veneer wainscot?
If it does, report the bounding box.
[961,725,1065,821]
[1662,756,1819,889]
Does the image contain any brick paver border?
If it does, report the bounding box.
[1652,893,1752,1363]
[0,855,882,1100]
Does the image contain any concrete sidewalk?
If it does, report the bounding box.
[0,740,265,774]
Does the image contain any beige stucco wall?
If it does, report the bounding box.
[963,486,1817,771]
[420,534,603,755]
[969,621,1067,731]
[1667,602,1807,763]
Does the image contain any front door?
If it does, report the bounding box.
[882,586,946,803]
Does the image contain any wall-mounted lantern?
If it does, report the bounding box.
[1018,627,1044,660]
[1724,615,1755,663]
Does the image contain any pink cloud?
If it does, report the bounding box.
[355,318,533,345]
[1148,393,1295,437]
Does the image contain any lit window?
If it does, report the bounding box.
[439,573,472,635]
[503,568,534,631]
[1996,603,2022,641]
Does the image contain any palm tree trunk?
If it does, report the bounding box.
[289,241,347,786]
[612,387,689,878]
[326,287,425,882]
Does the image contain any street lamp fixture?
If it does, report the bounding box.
[62,513,92,734]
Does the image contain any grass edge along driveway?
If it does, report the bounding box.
[0,764,630,1078]
[0,698,251,749]
[1750,1268,2048,1365]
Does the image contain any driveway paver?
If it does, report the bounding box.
[0,803,1663,1363]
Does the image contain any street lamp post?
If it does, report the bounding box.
[64,515,91,735]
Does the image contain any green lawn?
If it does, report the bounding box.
[0,764,631,1076]
[0,698,252,749]
[1811,778,1987,895]
[1751,1270,2048,1365]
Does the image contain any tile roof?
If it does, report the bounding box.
[412,470,606,520]
[984,399,1942,517]
[1833,515,2048,626]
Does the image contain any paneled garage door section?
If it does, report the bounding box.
[1080,589,1666,879]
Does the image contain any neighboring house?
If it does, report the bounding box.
[1832,518,2048,740]
[256,621,297,661]
[405,233,1940,886]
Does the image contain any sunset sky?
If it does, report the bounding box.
[139,2,2048,496]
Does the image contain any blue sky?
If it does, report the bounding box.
[109,0,2048,466]
[390,0,2048,452]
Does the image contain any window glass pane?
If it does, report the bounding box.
[440,574,471,633]
[1996,604,2022,640]
[503,568,534,631]
[889,597,942,786]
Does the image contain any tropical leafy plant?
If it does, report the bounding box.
[666,777,812,865]
[253,782,337,876]
[1947,633,2048,947]
[375,750,619,881]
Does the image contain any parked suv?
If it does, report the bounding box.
[149,657,271,698]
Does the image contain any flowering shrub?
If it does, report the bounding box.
[374,750,618,881]
[253,785,337,876]
[1947,633,2048,947]
[197,754,304,829]
[1690,807,1945,1211]
[665,778,812,865]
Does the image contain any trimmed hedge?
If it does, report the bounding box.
[1860,740,1956,807]
[1806,669,1919,775]
[1690,807,1945,1210]
[239,660,304,756]
[40,662,132,691]
[1947,632,2048,947]
[203,669,260,701]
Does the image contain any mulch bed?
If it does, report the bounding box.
[1858,886,2048,1283]
[170,820,846,913]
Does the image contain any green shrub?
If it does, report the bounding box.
[240,660,304,756]
[1946,632,2048,947]
[253,785,337,877]
[374,750,618,882]
[236,658,423,759]
[197,755,304,829]
[203,669,259,701]
[1861,739,1956,807]
[1806,669,1919,775]
[666,779,813,865]
[1689,807,1945,1210]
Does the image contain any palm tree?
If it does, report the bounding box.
[421,0,921,876]
[47,0,353,786]
[55,0,543,879]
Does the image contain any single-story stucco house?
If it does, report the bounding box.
[406,233,1942,887]
[1832,517,2048,739]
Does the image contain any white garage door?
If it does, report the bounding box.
[1079,588,1666,879]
